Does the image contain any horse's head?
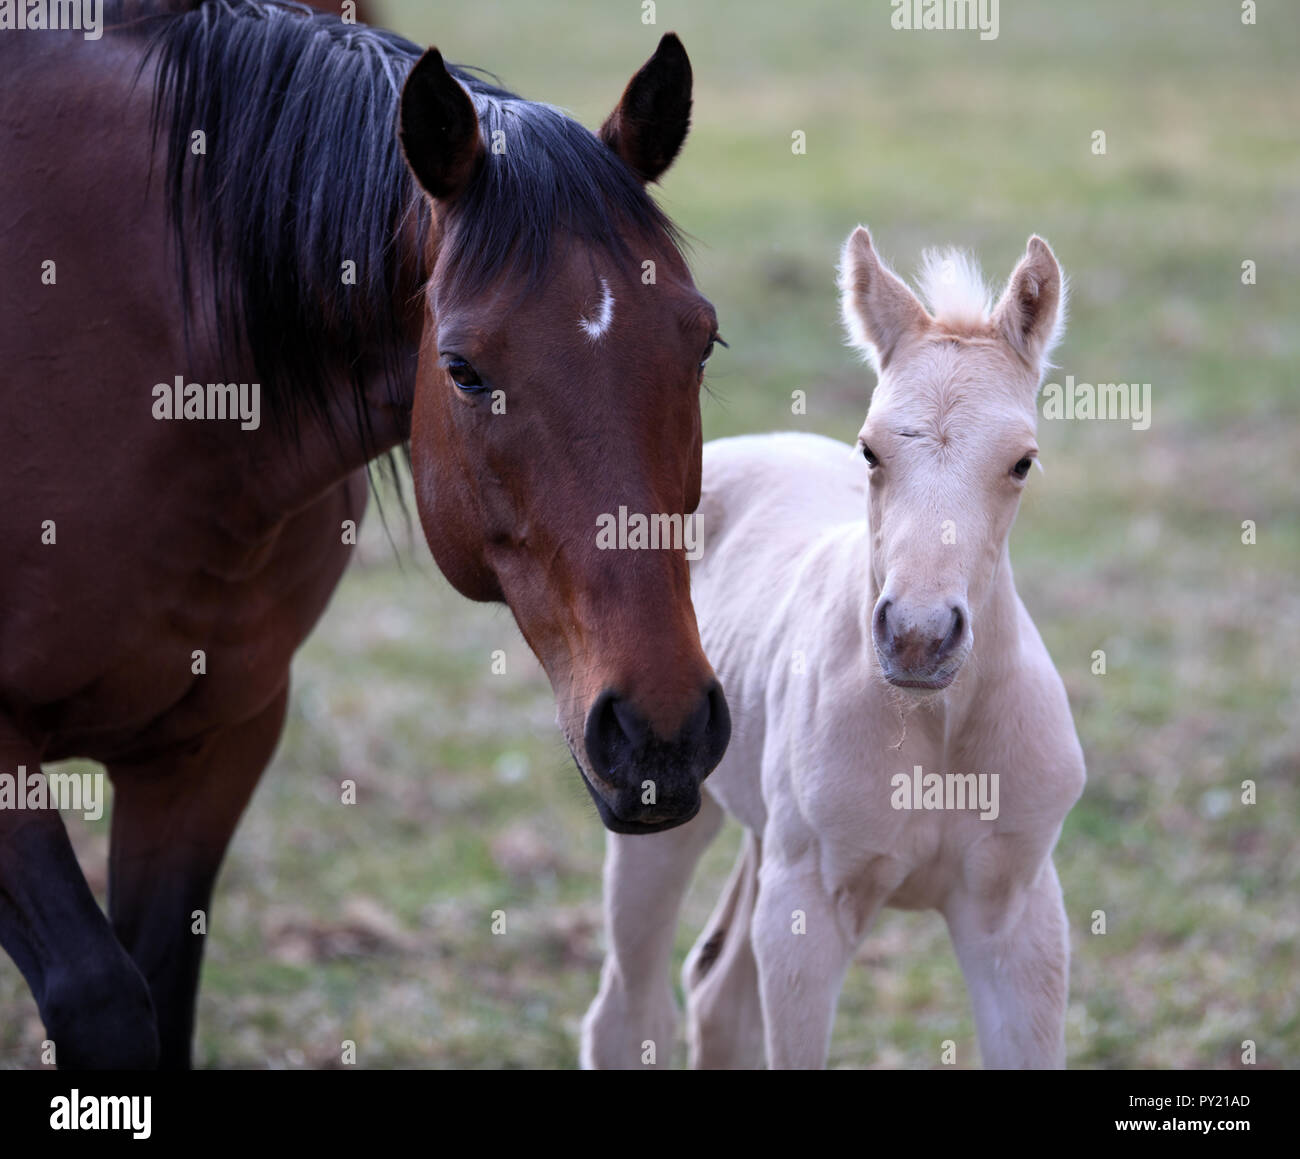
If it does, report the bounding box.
[397,37,729,832]
[838,225,1066,693]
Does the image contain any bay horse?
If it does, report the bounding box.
[582,227,1086,1069]
[0,0,729,1068]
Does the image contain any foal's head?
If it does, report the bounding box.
[839,226,1065,692]
[397,38,729,832]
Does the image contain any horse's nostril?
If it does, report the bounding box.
[586,690,636,783]
[584,682,731,791]
[678,685,712,748]
[701,680,731,774]
[611,695,650,749]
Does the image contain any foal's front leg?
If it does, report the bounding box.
[751,843,860,1069]
[683,830,765,1069]
[943,856,1070,1069]
[581,794,724,1069]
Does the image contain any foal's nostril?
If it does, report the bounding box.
[938,606,965,659]
[875,599,892,642]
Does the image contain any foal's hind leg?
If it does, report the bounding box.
[943,857,1070,1069]
[107,686,289,1069]
[580,793,724,1069]
[0,719,159,1068]
[683,829,765,1068]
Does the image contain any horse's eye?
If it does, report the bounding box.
[861,444,879,468]
[445,357,484,391]
[1012,456,1034,479]
[700,334,727,371]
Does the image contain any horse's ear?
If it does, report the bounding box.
[599,33,692,183]
[837,226,930,373]
[993,236,1066,373]
[399,48,483,201]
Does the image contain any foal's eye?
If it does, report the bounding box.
[861,444,879,468]
[1012,456,1034,479]
[444,356,484,391]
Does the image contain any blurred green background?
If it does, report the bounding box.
[2,0,1296,1068]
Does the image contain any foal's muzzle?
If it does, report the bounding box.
[873,596,971,690]
[579,680,731,833]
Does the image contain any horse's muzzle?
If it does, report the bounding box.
[578,681,730,832]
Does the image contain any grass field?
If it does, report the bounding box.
[1,0,1296,1068]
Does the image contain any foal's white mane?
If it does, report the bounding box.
[916,248,994,328]
[837,236,1069,377]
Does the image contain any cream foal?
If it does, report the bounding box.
[581,226,1086,1069]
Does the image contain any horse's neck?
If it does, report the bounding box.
[240,207,428,519]
[241,346,419,527]
[127,10,429,521]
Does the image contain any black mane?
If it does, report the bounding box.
[122,0,682,450]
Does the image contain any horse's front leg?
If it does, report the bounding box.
[0,716,159,1068]
[943,856,1070,1069]
[107,685,289,1069]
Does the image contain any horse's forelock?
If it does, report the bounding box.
[433,81,685,304]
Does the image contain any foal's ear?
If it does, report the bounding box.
[599,33,693,183]
[993,236,1066,373]
[399,48,484,201]
[837,226,930,373]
